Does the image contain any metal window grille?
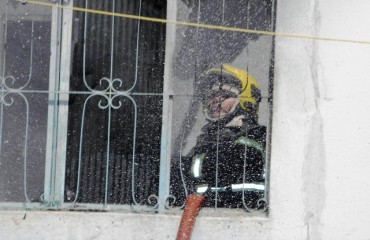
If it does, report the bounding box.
[0,0,276,214]
[0,1,51,204]
[64,0,166,208]
[168,0,276,213]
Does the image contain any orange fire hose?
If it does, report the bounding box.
[176,194,205,240]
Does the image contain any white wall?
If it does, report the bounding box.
[2,0,370,239]
[272,0,370,239]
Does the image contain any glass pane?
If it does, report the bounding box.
[0,1,51,203]
[169,0,275,211]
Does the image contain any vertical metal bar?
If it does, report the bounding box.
[130,0,142,206]
[44,0,73,206]
[264,0,277,211]
[104,102,112,206]
[0,0,8,76]
[0,0,8,158]
[240,0,251,211]
[104,0,116,207]
[72,0,90,206]
[214,1,226,208]
[22,4,36,205]
[157,0,177,212]
[73,94,95,204]
[44,0,63,206]
[127,0,142,93]
[20,93,31,204]
[53,0,74,206]
[0,1,5,79]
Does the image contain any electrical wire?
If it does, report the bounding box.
[18,0,370,45]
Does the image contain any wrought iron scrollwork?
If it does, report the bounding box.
[71,0,156,210]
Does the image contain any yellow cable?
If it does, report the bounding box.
[20,0,370,45]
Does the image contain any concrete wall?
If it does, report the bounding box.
[272,0,370,239]
[2,0,370,239]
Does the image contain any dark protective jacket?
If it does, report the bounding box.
[172,122,267,209]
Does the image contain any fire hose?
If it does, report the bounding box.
[176,194,205,240]
[176,183,265,240]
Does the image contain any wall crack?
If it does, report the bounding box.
[303,1,326,240]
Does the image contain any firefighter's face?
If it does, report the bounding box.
[206,84,239,119]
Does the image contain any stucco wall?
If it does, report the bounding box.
[2,0,370,239]
[272,0,370,239]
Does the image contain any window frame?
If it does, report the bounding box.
[43,0,73,207]
[0,0,276,214]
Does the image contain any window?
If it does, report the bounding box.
[0,0,276,213]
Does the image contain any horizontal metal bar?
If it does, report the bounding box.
[0,89,272,99]
[0,202,268,217]
[0,202,159,213]
[0,89,164,96]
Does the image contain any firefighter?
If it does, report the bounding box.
[180,64,267,209]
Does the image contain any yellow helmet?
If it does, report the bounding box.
[205,64,261,111]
